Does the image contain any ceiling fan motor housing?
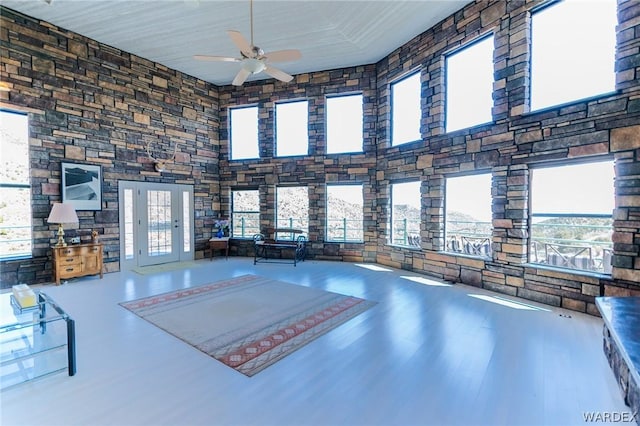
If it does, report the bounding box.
[244,58,266,74]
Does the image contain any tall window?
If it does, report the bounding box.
[531,0,617,111]
[326,94,363,154]
[391,72,421,146]
[0,110,31,259]
[446,35,494,132]
[390,181,421,246]
[276,186,309,238]
[230,106,259,160]
[530,160,614,274]
[445,173,493,257]
[326,184,364,242]
[231,190,260,238]
[276,100,308,157]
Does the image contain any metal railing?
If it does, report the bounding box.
[231,214,260,238]
[530,219,612,273]
[326,218,363,242]
[0,224,32,259]
[275,218,308,240]
[445,220,492,257]
[391,218,421,247]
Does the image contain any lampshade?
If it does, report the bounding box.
[47,202,78,225]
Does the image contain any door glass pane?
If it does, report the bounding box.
[147,190,172,256]
[182,191,190,252]
[124,188,134,260]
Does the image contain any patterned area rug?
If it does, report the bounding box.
[119,274,376,376]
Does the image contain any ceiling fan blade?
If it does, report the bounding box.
[193,55,240,62]
[232,68,251,86]
[264,65,294,83]
[263,49,302,63]
[227,30,253,58]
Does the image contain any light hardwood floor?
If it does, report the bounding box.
[0,258,630,426]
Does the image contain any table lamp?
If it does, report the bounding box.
[47,202,79,247]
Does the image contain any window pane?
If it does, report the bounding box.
[276,186,309,237]
[232,190,260,238]
[446,36,494,132]
[0,187,32,258]
[0,110,31,259]
[531,161,614,215]
[391,72,421,146]
[276,101,308,156]
[230,106,259,160]
[182,190,190,252]
[147,190,172,256]
[530,160,614,274]
[391,181,421,246]
[326,95,363,154]
[531,0,616,110]
[445,174,492,257]
[124,188,134,260]
[326,185,363,242]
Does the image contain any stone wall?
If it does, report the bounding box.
[371,0,640,315]
[218,66,379,263]
[219,0,640,314]
[2,0,640,315]
[603,323,640,422]
[0,7,220,286]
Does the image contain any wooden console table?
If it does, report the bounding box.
[52,242,103,285]
[209,237,230,260]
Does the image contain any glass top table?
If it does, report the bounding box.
[0,291,76,390]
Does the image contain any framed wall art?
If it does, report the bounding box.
[61,162,102,210]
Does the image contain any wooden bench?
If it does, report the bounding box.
[253,228,307,266]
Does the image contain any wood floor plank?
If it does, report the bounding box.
[0,258,630,426]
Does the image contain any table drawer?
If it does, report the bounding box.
[79,245,101,255]
[58,264,83,277]
[59,256,82,266]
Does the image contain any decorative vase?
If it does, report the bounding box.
[216,229,223,238]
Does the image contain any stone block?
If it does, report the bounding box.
[561,298,586,312]
[460,268,482,287]
[611,125,640,151]
[65,145,85,161]
[506,275,524,287]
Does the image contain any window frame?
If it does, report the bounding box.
[528,158,615,274]
[444,171,493,258]
[275,185,309,238]
[325,183,364,243]
[389,180,422,247]
[275,99,309,157]
[529,0,617,112]
[390,71,422,147]
[229,105,260,161]
[325,93,364,154]
[0,109,32,260]
[231,189,260,239]
[445,34,495,133]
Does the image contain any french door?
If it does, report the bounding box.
[118,181,194,269]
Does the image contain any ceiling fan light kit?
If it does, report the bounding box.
[194,0,301,86]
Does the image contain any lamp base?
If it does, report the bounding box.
[55,224,67,247]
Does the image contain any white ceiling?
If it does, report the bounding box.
[2,0,470,86]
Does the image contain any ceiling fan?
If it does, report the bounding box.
[193,0,302,86]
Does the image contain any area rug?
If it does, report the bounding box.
[119,274,376,376]
[131,261,201,275]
